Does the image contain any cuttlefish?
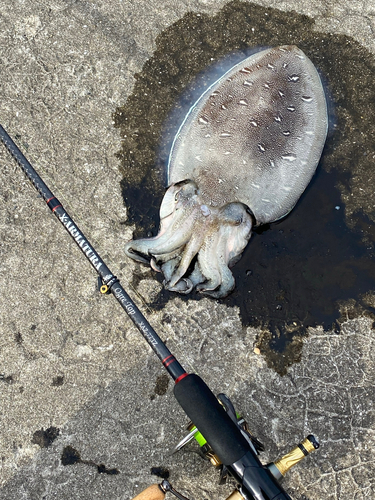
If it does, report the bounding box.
[125,45,328,298]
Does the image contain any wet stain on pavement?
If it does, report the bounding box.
[0,374,14,384]
[114,1,375,374]
[154,374,169,396]
[15,332,23,344]
[61,445,81,465]
[150,373,170,400]
[52,375,64,386]
[61,445,120,475]
[151,466,170,479]
[32,427,60,448]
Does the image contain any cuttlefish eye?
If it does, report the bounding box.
[159,179,199,219]
[174,179,199,203]
[219,202,253,227]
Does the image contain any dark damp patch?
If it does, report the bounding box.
[15,332,23,344]
[61,445,81,465]
[151,466,170,479]
[255,330,304,376]
[52,375,64,386]
[154,374,169,396]
[0,374,14,384]
[96,464,120,475]
[32,427,60,448]
[114,1,375,374]
[61,445,120,475]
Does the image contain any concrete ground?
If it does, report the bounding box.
[0,1,374,499]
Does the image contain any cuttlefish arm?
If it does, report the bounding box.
[125,181,253,297]
[196,203,253,298]
[124,180,199,264]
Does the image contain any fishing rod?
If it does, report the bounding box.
[0,122,319,500]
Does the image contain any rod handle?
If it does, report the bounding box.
[174,374,250,465]
[131,484,165,500]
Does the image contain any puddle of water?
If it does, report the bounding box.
[114,1,375,374]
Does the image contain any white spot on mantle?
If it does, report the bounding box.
[201,205,211,216]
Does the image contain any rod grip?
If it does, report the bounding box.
[131,485,165,500]
[174,374,250,466]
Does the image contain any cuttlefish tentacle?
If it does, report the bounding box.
[148,219,194,255]
[163,260,194,294]
[187,264,206,288]
[124,215,178,264]
[194,224,223,292]
[197,203,253,298]
[150,247,182,272]
[124,180,199,263]
[166,229,207,288]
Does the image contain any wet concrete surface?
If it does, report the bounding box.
[0,1,375,499]
[115,2,375,374]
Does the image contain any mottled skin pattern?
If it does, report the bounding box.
[125,46,327,297]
